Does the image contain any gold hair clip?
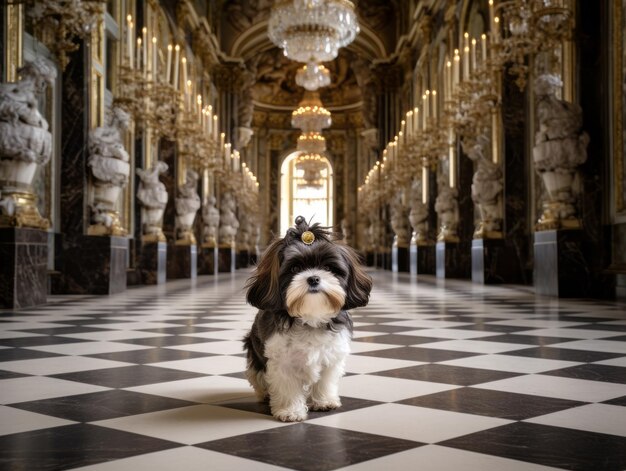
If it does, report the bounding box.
[301,231,315,245]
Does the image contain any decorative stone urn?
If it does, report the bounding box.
[533,74,589,230]
[464,134,504,238]
[390,192,411,249]
[175,169,201,245]
[87,106,130,236]
[201,195,220,248]
[435,172,460,243]
[0,59,56,229]
[137,161,169,242]
[408,178,429,245]
[219,192,239,248]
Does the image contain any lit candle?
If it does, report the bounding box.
[207,105,213,135]
[142,27,147,77]
[449,137,456,188]
[197,94,202,124]
[173,45,180,88]
[481,34,487,63]
[166,44,172,84]
[407,111,413,136]
[446,60,452,98]
[126,15,133,68]
[471,38,477,73]
[220,133,225,162]
[453,50,460,86]
[136,37,142,71]
[422,166,428,204]
[413,107,419,132]
[152,37,157,80]
[494,16,501,43]
[489,0,495,35]
[186,80,192,111]
[432,90,437,120]
[463,33,470,80]
[424,90,430,121]
[181,57,188,92]
[213,115,219,141]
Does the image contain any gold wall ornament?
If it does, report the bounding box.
[27,0,106,70]
[614,0,626,215]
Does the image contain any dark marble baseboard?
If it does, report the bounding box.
[472,238,524,285]
[0,228,48,309]
[436,242,468,279]
[198,247,218,276]
[52,235,128,295]
[237,250,249,269]
[167,244,197,280]
[218,247,236,273]
[410,243,435,275]
[139,242,167,285]
[392,246,410,273]
[533,230,588,297]
[366,252,375,267]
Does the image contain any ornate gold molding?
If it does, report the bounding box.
[4,3,23,82]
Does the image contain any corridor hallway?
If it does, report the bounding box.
[1,271,626,470]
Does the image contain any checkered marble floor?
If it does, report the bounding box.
[1,270,626,471]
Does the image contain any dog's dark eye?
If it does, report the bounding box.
[291,265,302,274]
[321,265,331,271]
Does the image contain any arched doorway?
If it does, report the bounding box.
[280,151,334,236]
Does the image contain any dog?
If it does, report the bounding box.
[243,216,372,422]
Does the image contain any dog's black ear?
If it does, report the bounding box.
[338,244,372,310]
[245,237,284,310]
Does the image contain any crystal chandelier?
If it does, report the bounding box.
[296,152,326,189]
[296,63,331,90]
[268,0,359,63]
[291,91,332,132]
[297,132,327,153]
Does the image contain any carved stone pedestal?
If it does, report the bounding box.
[436,242,466,279]
[167,244,197,279]
[366,251,375,267]
[0,228,48,309]
[198,246,218,275]
[237,250,249,269]
[534,230,588,297]
[392,245,410,273]
[472,239,523,284]
[139,242,166,285]
[410,243,435,275]
[218,246,236,273]
[53,235,128,295]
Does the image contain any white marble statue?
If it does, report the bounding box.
[408,178,429,244]
[435,170,459,242]
[0,59,56,228]
[201,196,220,247]
[219,192,240,247]
[175,169,201,244]
[87,106,130,235]
[390,192,411,247]
[464,134,504,237]
[236,210,250,251]
[137,161,169,241]
[533,73,589,228]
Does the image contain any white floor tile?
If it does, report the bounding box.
[166,341,245,355]
[486,320,586,328]
[25,342,152,355]
[416,340,529,354]
[401,329,502,340]
[475,374,626,402]
[344,355,424,374]
[94,405,290,445]
[0,376,109,404]
[526,403,626,437]
[513,328,625,339]
[339,445,564,471]
[0,406,76,436]
[0,356,132,375]
[338,374,460,402]
[594,356,626,367]
[149,355,247,375]
[70,447,287,471]
[439,354,581,374]
[308,403,511,443]
[548,340,626,354]
[125,375,253,403]
[59,331,171,341]
[349,341,404,353]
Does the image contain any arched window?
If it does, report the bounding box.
[280,151,333,236]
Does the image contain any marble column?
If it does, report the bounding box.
[53,41,127,295]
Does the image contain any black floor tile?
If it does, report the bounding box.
[505,346,623,362]
[604,395,626,406]
[0,370,29,380]
[139,326,227,334]
[479,334,576,345]
[51,365,206,388]
[0,336,86,348]
[18,326,111,335]
[454,324,531,333]
[0,348,62,362]
[197,423,423,471]
[399,387,587,420]
[355,346,479,362]
[119,336,217,347]
[12,389,197,422]
[543,364,626,384]
[87,347,214,364]
[352,324,416,333]
[373,364,521,386]
[0,424,180,471]
[353,334,448,345]
[440,422,626,471]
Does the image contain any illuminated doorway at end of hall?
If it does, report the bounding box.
[280,151,333,236]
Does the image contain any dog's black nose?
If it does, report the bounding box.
[307,276,320,287]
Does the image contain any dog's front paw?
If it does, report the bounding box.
[272,407,308,422]
[310,399,342,411]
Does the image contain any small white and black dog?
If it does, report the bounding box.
[243,216,372,422]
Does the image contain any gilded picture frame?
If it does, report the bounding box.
[614,0,626,215]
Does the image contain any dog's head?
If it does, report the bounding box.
[246,216,372,323]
